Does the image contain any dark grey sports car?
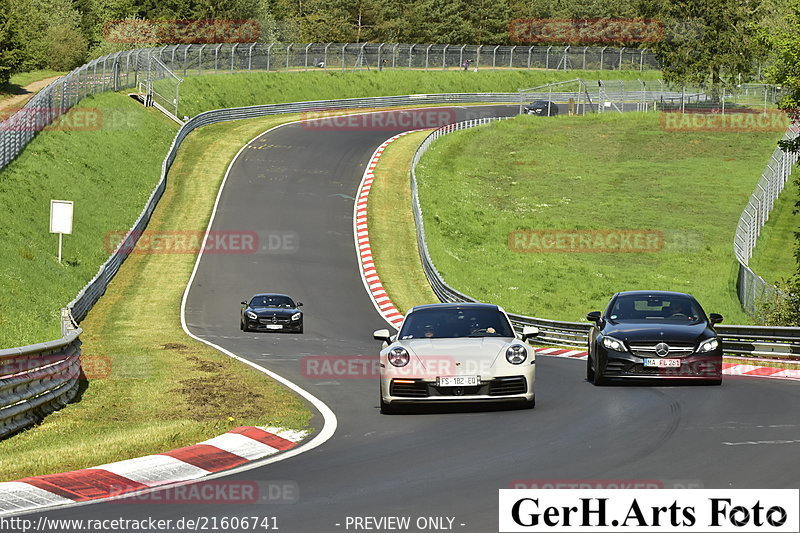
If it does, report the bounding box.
[524,100,559,116]
[586,291,723,385]
[240,293,303,333]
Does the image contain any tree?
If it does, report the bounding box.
[648,0,764,97]
[0,0,23,86]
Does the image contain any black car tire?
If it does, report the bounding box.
[519,395,535,410]
[241,319,250,332]
[586,353,595,381]
[379,388,397,414]
[297,322,304,334]
[592,358,607,386]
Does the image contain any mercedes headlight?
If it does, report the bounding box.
[601,336,626,352]
[291,312,301,321]
[506,344,527,365]
[388,347,410,367]
[697,337,719,353]
[246,311,257,320]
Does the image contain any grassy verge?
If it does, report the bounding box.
[368,131,440,315]
[412,113,784,325]
[0,93,178,348]
[748,182,798,284]
[0,115,312,480]
[175,70,663,117]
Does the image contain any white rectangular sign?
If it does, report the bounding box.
[499,489,800,533]
[50,200,73,235]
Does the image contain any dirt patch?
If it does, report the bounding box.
[0,76,63,115]
[172,355,266,421]
[161,342,189,351]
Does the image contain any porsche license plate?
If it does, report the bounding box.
[437,376,479,387]
[266,324,283,330]
[644,358,680,368]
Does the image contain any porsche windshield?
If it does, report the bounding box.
[607,295,705,323]
[250,295,295,308]
[399,307,514,339]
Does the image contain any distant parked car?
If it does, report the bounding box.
[586,291,723,385]
[524,100,559,116]
[373,303,539,413]
[241,293,303,333]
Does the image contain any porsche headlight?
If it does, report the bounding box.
[506,344,527,365]
[291,312,301,321]
[387,347,410,367]
[246,311,257,320]
[601,336,626,352]
[697,337,719,353]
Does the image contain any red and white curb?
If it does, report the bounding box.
[534,348,800,381]
[0,426,307,515]
[354,130,426,330]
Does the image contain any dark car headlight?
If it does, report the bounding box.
[506,345,527,364]
[388,347,410,367]
[291,312,301,321]
[246,311,257,320]
[601,336,626,352]
[697,337,720,353]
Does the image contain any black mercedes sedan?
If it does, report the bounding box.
[586,291,723,385]
[524,100,559,116]
[240,293,303,333]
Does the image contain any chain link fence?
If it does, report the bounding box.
[0,43,657,171]
[734,125,800,315]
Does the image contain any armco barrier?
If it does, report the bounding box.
[409,119,800,357]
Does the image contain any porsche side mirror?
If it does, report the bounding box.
[521,326,539,341]
[709,313,723,325]
[373,329,392,343]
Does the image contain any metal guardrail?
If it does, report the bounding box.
[733,125,800,315]
[409,119,800,358]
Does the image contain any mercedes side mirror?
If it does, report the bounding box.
[240,301,247,305]
[709,313,723,325]
[586,311,602,323]
[373,329,392,343]
[521,326,539,341]
[296,302,303,307]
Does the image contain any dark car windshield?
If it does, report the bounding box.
[250,295,295,308]
[607,295,705,323]
[399,307,514,340]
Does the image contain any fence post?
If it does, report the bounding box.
[304,43,312,71]
[528,46,533,69]
[425,44,432,71]
[618,47,624,69]
[342,43,347,71]
[639,48,646,71]
[378,42,385,70]
[266,43,274,71]
[231,43,238,73]
[184,44,191,77]
[249,43,256,71]
[492,45,499,69]
[409,44,415,69]
[600,46,606,69]
[286,43,292,71]
[476,45,482,70]
[442,44,448,70]
[509,45,515,68]
[392,43,398,68]
[545,45,552,69]
[582,46,588,70]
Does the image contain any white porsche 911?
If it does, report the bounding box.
[373,303,539,414]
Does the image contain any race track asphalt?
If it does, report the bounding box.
[28,105,800,533]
